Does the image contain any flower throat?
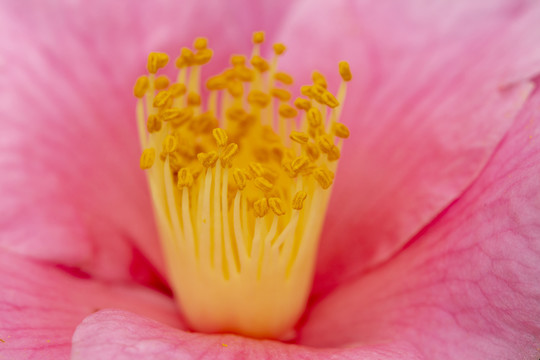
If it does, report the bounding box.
[134,32,351,339]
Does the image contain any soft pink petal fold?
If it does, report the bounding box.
[0,251,184,360]
[71,309,422,360]
[0,0,294,282]
[276,0,540,294]
[297,82,540,359]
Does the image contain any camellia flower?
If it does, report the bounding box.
[1,0,539,359]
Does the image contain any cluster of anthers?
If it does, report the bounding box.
[134,31,351,339]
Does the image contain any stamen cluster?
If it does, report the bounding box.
[134,31,351,338]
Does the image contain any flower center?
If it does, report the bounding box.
[134,32,351,339]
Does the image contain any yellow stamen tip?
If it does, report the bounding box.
[270,88,292,102]
[274,72,294,85]
[291,155,310,172]
[221,143,239,165]
[212,128,228,147]
[187,92,202,106]
[169,83,187,97]
[273,43,286,55]
[339,61,352,82]
[292,191,308,210]
[307,108,323,128]
[147,52,169,74]
[250,55,270,73]
[233,168,247,190]
[163,134,178,153]
[133,76,149,98]
[198,151,219,168]
[278,104,298,119]
[312,71,327,89]
[247,90,271,108]
[253,198,269,217]
[154,75,170,90]
[193,48,213,66]
[252,31,265,44]
[268,197,286,216]
[193,37,208,50]
[313,168,334,189]
[153,90,172,108]
[139,148,156,170]
[294,97,311,111]
[177,168,194,188]
[332,122,350,139]
[289,131,309,144]
[146,114,162,133]
[254,176,273,193]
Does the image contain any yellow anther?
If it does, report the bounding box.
[226,106,248,122]
[248,162,265,178]
[154,75,170,90]
[254,176,273,193]
[198,151,219,168]
[301,85,314,98]
[163,134,177,153]
[294,98,312,110]
[231,55,246,67]
[291,156,310,172]
[161,108,194,126]
[332,122,350,139]
[169,83,187,97]
[146,114,162,133]
[193,48,213,66]
[193,37,208,50]
[313,168,334,189]
[322,91,340,108]
[177,168,194,188]
[327,145,341,161]
[312,71,327,89]
[317,135,334,153]
[305,142,320,161]
[308,125,322,139]
[307,108,323,128]
[274,72,294,85]
[147,52,169,74]
[233,66,255,82]
[187,92,201,106]
[289,131,309,144]
[279,104,298,118]
[262,166,279,182]
[212,128,228,147]
[232,168,247,190]
[133,76,149,98]
[253,198,269,218]
[140,148,156,170]
[268,197,286,216]
[247,90,271,108]
[206,75,228,91]
[339,61,352,82]
[251,55,270,73]
[273,43,286,55]
[176,47,194,68]
[270,88,292,102]
[153,90,172,108]
[252,31,265,44]
[221,143,238,165]
[292,191,308,210]
[227,80,244,98]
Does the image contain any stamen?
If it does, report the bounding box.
[135,32,351,339]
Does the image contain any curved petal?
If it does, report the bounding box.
[0,251,184,360]
[276,0,540,294]
[71,309,423,360]
[0,0,295,282]
[298,82,540,359]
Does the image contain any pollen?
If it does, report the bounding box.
[134,32,351,339]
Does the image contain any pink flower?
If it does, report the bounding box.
[1,0,539,359]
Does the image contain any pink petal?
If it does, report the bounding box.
[0,251,184,360]
[277,0,540,293]
[0,0,294,282]
[297,83,540,359]
[71,309,422,360]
